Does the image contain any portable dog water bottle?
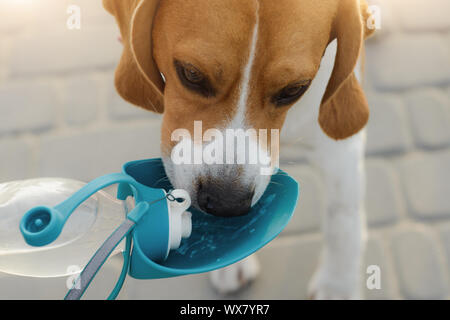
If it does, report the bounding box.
[14,158,298,299]
[19,174,192,263]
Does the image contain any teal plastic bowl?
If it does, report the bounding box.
[119,159,299,279]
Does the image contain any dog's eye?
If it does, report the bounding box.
[174,60,215,98]
[183,65,204,84]
[272,81,311,107]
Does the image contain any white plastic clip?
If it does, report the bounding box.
[167,189,192,251]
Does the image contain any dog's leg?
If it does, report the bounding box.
[308,129,367,300]
[209,254,260,294]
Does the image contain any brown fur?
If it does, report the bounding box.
[103,0,374,146]
[103,0,164,113]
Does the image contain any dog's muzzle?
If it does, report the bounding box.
[197,178,254,217]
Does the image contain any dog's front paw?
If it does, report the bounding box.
[308,264,362,300]
[209,255,260,295]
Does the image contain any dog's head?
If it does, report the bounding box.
[104,0,374,217]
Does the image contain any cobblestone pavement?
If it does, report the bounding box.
[0,0,449,299]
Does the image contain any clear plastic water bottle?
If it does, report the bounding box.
[0,177,192,279]
[0,178,127,277]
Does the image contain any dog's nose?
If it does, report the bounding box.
[197,180,254,217]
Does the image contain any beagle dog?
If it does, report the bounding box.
[103,0,375,299]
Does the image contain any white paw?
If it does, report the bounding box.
[209,255,260,295]
[308,264,362,300]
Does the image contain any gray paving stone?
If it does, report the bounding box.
[391,228,449,299]
[365,0,397,37]
[365,159,402,227]
[405,89,450,150]
[366,34,450,91]
[0,273,65,300]
[364,237,396,300]
[398,151,450,220]
[0,254,126,299]
[391,0,450,31]
[365,92,411,155]
[10,24,121,77]
[279,144,310,164]
[125,273,216,300]
[0,139,33,183]
[439,226,450,274]
[281,165,323,234]
[38,121,162,182]
[125,236,322,300]
[0,81,56,135]
[0,37,11,80]
[32,0,114,26]
[63,75,100,125]
[230,237,321,299]
[0,1,33,33]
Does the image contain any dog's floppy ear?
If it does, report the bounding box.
[318,0,373,140]
[103,0,164,113]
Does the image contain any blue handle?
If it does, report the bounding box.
[20,173,140,247]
